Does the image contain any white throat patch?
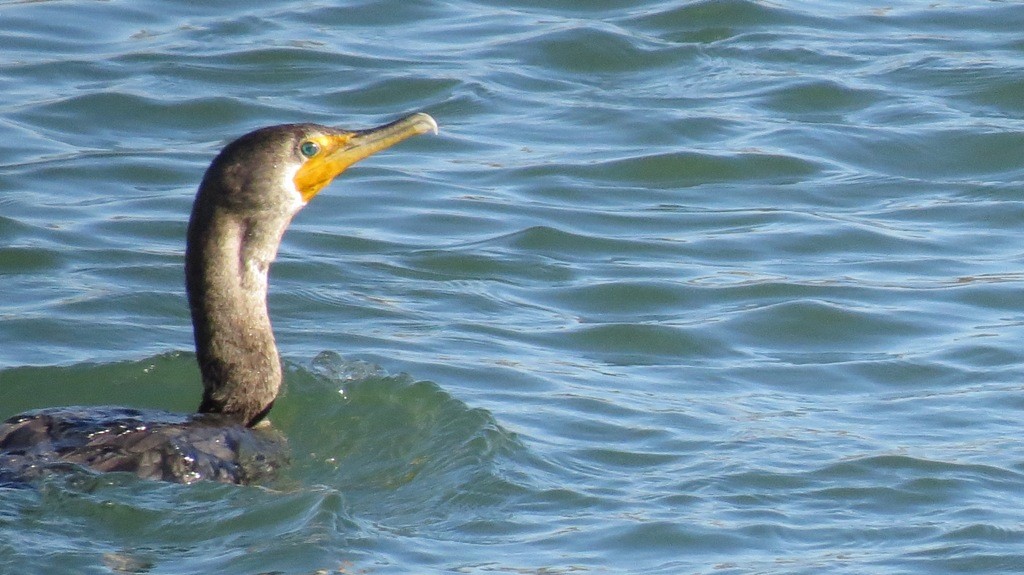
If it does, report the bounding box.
[280,163,307,212]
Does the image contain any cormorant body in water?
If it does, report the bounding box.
[0,113,438,484]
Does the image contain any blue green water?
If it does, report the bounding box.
[3,0,1024,573]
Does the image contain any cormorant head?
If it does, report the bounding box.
[197,113,438,216]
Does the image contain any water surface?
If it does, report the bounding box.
[2,1,1024,573]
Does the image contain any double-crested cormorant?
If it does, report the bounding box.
[0,113,438,484]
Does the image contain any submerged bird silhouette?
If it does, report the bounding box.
[0,113,438,484]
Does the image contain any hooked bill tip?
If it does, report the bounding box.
[411,112,439,135]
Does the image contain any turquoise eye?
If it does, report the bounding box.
[299,141,320,158]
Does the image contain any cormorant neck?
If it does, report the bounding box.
[185,191,296,427]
